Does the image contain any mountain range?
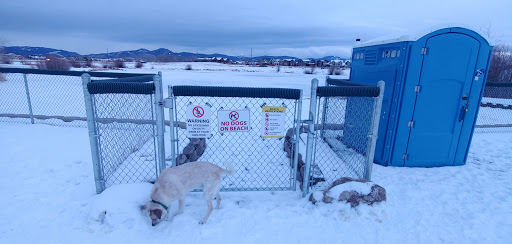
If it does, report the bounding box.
[2,46,348,61]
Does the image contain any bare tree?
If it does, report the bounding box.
[36,55,71,71]
[488,44,512,82]
[479,24,511,82]
[113,59,125,68]
[304,66,316,74]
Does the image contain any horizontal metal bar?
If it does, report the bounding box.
[485,82,512,87]
[0,113,173,126]
[0,113,87,122]
[172,85,301,99]
[219,187,294,192]
[0,67,154,78]
[475,124,512,128]
[480,103,512,110]
[317,86,380,97]
[326,77,365,86]
[88,81,154,94]
[95,118,157,125]
[91,74,155,83]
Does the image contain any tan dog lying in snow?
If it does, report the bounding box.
[142,161,234,226]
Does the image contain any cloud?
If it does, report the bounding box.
[1,0,511,58]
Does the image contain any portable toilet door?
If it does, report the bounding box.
[395,27,492,167]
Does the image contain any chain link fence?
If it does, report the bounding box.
[0,68,153,128]
[303,79,384,193]
[4,67,510,196]
[168,86,302,191]
[83,74,165,193]
[476,82,512,133]
[0,71,87,127]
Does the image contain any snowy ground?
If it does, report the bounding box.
[1,62,511,243]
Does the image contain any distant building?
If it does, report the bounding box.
[331,60,344,68]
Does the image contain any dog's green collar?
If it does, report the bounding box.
[151,199,168,211]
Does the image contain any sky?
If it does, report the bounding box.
[1,0,511,58]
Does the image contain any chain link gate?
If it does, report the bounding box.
[166,86,302,191]
[302,78,384,196]
[82,73,166,193]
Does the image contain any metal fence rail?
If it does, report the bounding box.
[0,67,152,127]
[167,86,302,191]
[303,78,384,195]
[82,73,165,193]
[476,82,512,132]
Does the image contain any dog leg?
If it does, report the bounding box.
[199,199,213,224]
[177,198,185,215]
[215,193,221,209]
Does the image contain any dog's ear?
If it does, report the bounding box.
[152,209,162,219]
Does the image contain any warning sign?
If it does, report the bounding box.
[261,106,286,138]
[218,109,250,132]
[186,105,211,138]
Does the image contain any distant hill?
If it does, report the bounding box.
[4,46,81,57]
[87,48,174,59]
[253,55,300,60]
[312,56,349,61]
[3,46,348,61]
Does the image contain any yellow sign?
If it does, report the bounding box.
[262,106,286,138]
[262,106,286,113]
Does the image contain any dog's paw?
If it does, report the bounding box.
[199,219,207,225]
[97,211,107,224]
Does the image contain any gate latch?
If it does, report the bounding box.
[163,98,173,108]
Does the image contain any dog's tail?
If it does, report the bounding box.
[221,162,235,175]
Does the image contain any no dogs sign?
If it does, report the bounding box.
[218,109,250,132]
[186,105,211,138]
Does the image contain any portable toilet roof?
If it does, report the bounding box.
[349,25,493,167]
[354,24,494,48]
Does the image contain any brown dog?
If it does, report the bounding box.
[142,161,234,225]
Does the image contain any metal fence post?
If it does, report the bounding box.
[168,86,177,168]
[365,80,385,180]
[292,89,303,190]
[22,73,34,124]
[320,76,330,138]
[154,72,166,173]
[303,78,319,197]
[81,73,104,194]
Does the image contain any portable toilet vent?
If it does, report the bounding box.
[349,26,493,167]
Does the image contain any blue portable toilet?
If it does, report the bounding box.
[349,26,493,167]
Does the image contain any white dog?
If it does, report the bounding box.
[142,161,234,226]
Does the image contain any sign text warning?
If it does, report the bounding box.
[186,105,211,138]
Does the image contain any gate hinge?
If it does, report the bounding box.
[403,154,408,160]
[421,48,428,55]
[408,121,414,128]
[415,85,421,93]
[163,98,173,108]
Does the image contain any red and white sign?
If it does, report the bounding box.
[217,109,250,132]
[186,105,211,138]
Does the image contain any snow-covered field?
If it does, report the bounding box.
[0,62,511,243]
